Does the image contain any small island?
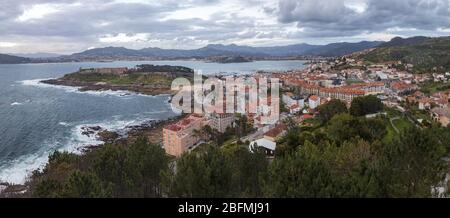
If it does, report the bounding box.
[205,56,253,64]
[41,64,194,95]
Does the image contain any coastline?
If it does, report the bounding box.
[41,78,175,96]
[0,80,183,196]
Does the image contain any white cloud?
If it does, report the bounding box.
[16,4,61,22]
[160,5,223,21]
[99,33,151,43]
[0,42,18,47]
[1,0,449,53]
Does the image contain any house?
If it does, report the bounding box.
[209,113,235,133]
[390,82,418,94]
[289,104,301,114]
[432,92,449,108]
[249,138,277,157]
[264,124,287,142]
[376,72,389,80]
[430,107,450,127]
[419,98,432,110]
[308,95,321,109]
[283,94,305,111]
[163,114,205,157]
[282,93,296,106]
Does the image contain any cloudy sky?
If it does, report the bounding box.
[1,0,450,54]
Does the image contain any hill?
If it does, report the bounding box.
[68,41,382,60]
[361,36,450,73]
[0,54,31,64]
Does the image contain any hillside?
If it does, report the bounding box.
[68,41,382,60]
[41,64,194,95]
[0,54,31,64]
[308,41,383,57]
[362,36,450,73]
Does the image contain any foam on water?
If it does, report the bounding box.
[0,79,175,184]
[0,114,162,184]
[19,79,159,98]
[58,122,70,126]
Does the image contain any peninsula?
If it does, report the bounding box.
[41,64,194,95]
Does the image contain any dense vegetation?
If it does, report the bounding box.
[27,99,449,198]
[420,81,450,95]
[349,95,384,117]
[61,64,195,86]
[133,64,194,74]
[363,36,450,73]
[63,72,173,86]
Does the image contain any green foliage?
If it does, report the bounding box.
[62,171,110,198]
[33,179,63,198]
[264,139,382,197]
[167,145,233,198]
[165,144,268,198]
[64,72,173,86]
[378,127,447,197]
[317,99,348,123]
[327,114,387,144]
[30,138,169,198]
[350,95,383,117]
[420,81,450,95]
[363,36,450,73]
[29,112,449,198]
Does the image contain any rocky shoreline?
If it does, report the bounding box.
[75,117,183,153]
[41,78,175,96]
[0,78,186,197]
[0,116,186,197]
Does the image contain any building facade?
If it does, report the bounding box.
[163,115,204,157]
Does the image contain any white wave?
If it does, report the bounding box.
[58,122,70,126]
[19,78,168,98]
[10,102,23,106]
[0,105,172,184]
[0,150,50,185]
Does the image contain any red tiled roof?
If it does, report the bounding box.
[165,124,182,131]
[309,95,319,101]
[265,124,286,138]
[302,114,314,120]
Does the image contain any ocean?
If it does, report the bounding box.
[0,60,307,184]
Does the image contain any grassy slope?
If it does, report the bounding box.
[420,81,450,94]
[363,37,450,73]
[63,72,173,86]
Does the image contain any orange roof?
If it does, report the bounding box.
[165,124,182,131]
[309,95,319,101]
[290,104,300,110]
[302,114,314,120]
[265,124,287,138]
[164,115,202,132]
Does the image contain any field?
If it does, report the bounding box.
[63,72,173,86]
[420,81,450,94]
[383,107,414,143]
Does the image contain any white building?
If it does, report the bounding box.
[249,138,276,156]
[308,95,321,109]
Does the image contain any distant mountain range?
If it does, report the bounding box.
[361,36,450,73]
[69,41,383,59]
[1,40,385,64]
[8,52,63,58]
[0,54,31,64]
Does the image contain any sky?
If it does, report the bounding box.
[0,0,450,54]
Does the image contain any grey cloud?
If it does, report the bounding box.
[2,0,450,54]
[278,0,450,37]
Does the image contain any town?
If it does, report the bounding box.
[162,57,450,165]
